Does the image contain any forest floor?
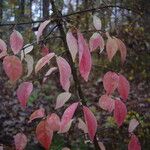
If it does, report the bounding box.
[0,70,149,150]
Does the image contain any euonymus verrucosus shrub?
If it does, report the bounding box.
[0,15,141,150]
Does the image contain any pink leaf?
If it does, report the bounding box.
[56,56,71,91]
[83,106,97,141]
[114,99,127,127]
[37,20,50,43]
[3,55,23,82]
[118,74,130,101]
[0,39,7,52]
[78,31,92,81]
[41,45,49,56]
[89,32,104,52]
[28,108,45,123]
[78,118,88,133]
[17,82,33,108]
[115,38,127,64]
[103,71,119,95]
[128,119,139,133]
[128,134,141,150]
[10,30,23,54]
[98,142,106,150]
[0,51,7,59]
[98,95,114,113]
[66,30,78,61]
[14,133,27,150]
[60,102,78,132]
[43,67,57,83]
[106,36,118,61]
[58,119,73,133]
[36,120,53,150]
[46,113,60,132]
[93,15,102,30]
[55,92,71,109]
[35,52,55,74]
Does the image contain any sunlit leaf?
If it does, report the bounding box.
[21,44,33,61]
[0,39,7,52]
[78,118,88,133]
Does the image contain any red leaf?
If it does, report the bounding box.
[55,92,71,109]
[89,32,104,52]
[83,106,97,141]
[3,55,23,82]
[41,45,49,56]
[36,120,53,150]
[37,20,50,43]
[128,119,139,133]
[78,31,92,81]
[66,30,78,62]
[10,30,23,54]
[114,99,127,127]
[59,119,73,133]
[46,113,60,132]
[56,56,71,92]
[60,102,78,132]
[17,82,33,108]
[35,52,55,74]
[14,133,27,150]
[106,35,118,61]
[0,39,7,52]
[98,95,114,113]
[118,74,130,101]
[128,134,141,150]
[103,71,119,95]
[115,38,127,64]
[28,108,45,123]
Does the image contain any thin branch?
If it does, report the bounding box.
[0,5,139,27]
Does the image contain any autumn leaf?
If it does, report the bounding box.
[10,30,24,54]
[56,56,71,92]
[17,82,33,108]
[114,99,127,127]
[14,133,27,150]
[28,108,45,123]
[3,55,23,82]
[36,120,53,150]
[78,31,92,81]
[83,106,97,141]
[128,134,141,150]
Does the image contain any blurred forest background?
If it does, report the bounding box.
[0,0,149,150]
